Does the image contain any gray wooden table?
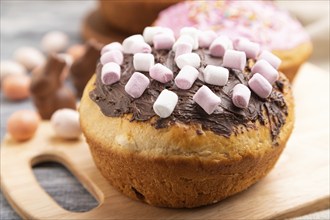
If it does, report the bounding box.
[0,1,329,219]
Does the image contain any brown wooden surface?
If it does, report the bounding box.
[0,63,329,219]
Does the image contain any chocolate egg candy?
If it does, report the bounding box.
[2,75,31,100]
[50,108,81,139]
[7,110,40,141]
[0,60,26,81]
[41,31,69,53]
[14,47,45,71]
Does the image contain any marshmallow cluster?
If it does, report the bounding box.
[100,43,124,85]
[98,26,282,118]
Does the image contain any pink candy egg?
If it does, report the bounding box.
[7,110,40,141]
[1,75,31,101]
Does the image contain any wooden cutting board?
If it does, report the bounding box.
[1,63,329,219]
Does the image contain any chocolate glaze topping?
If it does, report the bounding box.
[90,48,288,142]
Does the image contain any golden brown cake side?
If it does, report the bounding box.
[80,72,294,208]
[274,42,313,81]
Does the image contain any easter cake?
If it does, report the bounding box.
[79,27,294,208]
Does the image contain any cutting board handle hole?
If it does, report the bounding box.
[32,161,99,212]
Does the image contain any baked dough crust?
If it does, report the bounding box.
[79,73,294,208]
[275,42,313,81]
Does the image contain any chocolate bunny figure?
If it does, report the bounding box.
[70,39,102,97]
[30,54,76,119]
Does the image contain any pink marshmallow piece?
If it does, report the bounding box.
[234,39,260,59]
[222,50,246,71]
[101,62,121,85]
[232,84,251,108]
[209,36,233,57]
[100,49,123,65]
[252,60,279,84]
[149,63,173,83]
[174,65,199,90]
[198,30,217,48]
[248,73,272,99]
[193,85,221,115]
[101,42,123,55]
[258,50,282,69]
[132,42,152,54]
[153,33,175,50]
[210,43,225,57]
[125,72,150,98]
[175,42,193,58]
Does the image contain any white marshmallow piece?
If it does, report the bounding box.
[193,85,221,115]
[125,72,150,98]
[180,27,199,50]
[41,31,69,53]
[101,62,121,85]
[175,53,201,69]
[101,42,123,55]
[143,26,164,44]
[161,27,175,39]
[258,50,282,70]
[222,49,246,71]
[172,35,195,51]
[123,34,144,46]
[174,65,199,90]
[14,47,45,70]
[203,65,229,86]
[50,109,82,139]
[100,49,123,65]
[209,36,233,57]
[175,42,193,58]
[122,35,151,54]
[198,30,217,48]
[143,26,174,45]
[232,84,251,108]
[149,63,173,83]
[153,89,178,118]
[126,42,152,54]
[133,53,154,72]
[153,33,175,50]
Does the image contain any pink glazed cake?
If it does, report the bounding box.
[154,0,312,81]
